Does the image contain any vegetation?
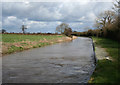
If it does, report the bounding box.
[2,34,63,43]
[56,23,72,37]
[89,37,120,83]
[72,0,120,42]
[0,29,7,33]
[56,23,69,34]
[21,25,27,34]
[77,1,120,83]
[64,28,72,37]
[2,34,71,55]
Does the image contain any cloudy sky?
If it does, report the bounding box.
[1,1,113,33]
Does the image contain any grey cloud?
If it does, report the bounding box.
[2,2,62,21]
[2,2,113,32]
[2,16,23,32]
[2,2,113,22]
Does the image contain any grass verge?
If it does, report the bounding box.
[2,34,72,55]
[89,37,119,84]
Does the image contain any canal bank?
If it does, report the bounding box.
[89,37,119,83]
[2,34,77,56]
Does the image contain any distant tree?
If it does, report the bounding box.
[73,31,77,32]
[56,23,69,34]
[21,25,27,34]
[1,29,6,33]
[64,28,72,37]
[87,29,93,36]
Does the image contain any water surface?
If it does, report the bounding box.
[2,37,95,83]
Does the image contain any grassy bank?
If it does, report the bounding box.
[2,34,73,55]
[89,37,119,83]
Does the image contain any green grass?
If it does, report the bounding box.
[2,34,66,54]
[89,37,120,83]
[8,45,24,54]
[2,34,64,43]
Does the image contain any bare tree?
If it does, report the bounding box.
[112,0,120,28]
[56,23,69,34]
[21,25,27,34]
[94,10,115,29]
[112,0,120,12]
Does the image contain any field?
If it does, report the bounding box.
[2,34,72,55]
[89,37,119,83]
[2,34,63,43]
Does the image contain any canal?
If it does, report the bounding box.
[2,37,96,83]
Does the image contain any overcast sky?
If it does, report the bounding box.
[1,1,113,33]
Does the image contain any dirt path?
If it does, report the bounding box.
[93,41,112,61]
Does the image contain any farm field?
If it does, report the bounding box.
[2,34,73,55]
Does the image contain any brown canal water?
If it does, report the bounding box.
[2,37,95,83]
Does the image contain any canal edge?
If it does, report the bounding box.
[90,37,98,66]
[85,37,98,83]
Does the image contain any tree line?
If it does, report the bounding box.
[72,0,120,42]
